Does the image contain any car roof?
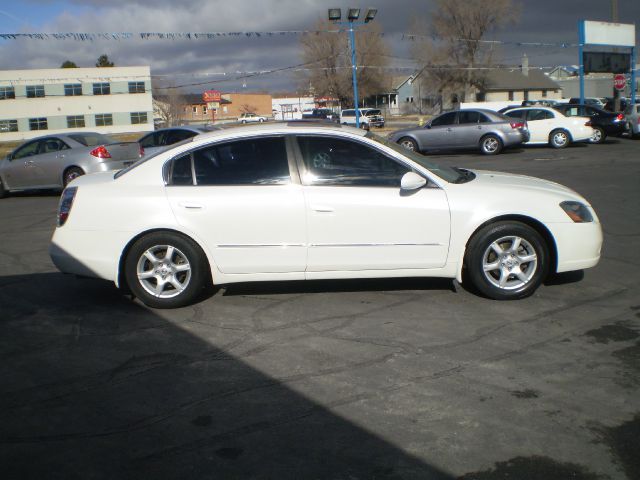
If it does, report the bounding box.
[151,126,205,133]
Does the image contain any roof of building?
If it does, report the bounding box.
[481,69,561,91]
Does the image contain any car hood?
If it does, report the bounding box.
[466,169,588,203]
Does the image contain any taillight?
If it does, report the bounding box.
[57,187,77,227]
[510,122,525,129]
[139,145,145,157]
[616,113,624,121]
[90,145,111,158]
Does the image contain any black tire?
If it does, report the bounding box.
[0,176,7,199]
[63,167,84,187]
[258,118,264,123]
[124,231,209,308]
[398,137,418,152]
[589,126,606,144]
[479,134,503,155]
[464,221,549,300]
[549,129,571,149]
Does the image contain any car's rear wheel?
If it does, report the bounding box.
[398,137,418,152]
[464,221,549,300]
[589,126,606,144]
[125,232,208,308]
[549,129,570,148]
[259,118,264,123]
[63,167,84,187]
[480,135,503,155]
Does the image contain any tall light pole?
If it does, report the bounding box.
[328,8,377,129]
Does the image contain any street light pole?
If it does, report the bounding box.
[328,8,377,129]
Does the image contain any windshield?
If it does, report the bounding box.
[366,132,463,183]
[365,109,382,116]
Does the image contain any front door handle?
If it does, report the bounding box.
[179,202,204,209]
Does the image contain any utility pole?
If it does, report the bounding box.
[611,0,621,112]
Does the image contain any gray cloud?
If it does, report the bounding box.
[1,0,638,93]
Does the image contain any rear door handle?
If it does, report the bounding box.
[179,202,204,209]
[310,205,334,213]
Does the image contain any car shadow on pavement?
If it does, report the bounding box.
[0,271,454,480]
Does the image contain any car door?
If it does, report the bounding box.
[455,110,484,147]
[295,134,450,274]
[2,139,43,188]
[417,111,457,149]
[524,109,556,143]
[165,135,307,275]
[28,137,70,187]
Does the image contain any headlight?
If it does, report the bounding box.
[560,201,593,223]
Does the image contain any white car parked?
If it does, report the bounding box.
[238,113,267,123]
[502,107,593,148]
[50,124,602,308]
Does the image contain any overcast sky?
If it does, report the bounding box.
[0,0,638,93]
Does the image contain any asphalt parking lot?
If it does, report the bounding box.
[1,137,639,479]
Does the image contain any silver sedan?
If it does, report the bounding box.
[388,109,529,155]
[0,132,142,198]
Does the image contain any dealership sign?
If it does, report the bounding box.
[202,90,221,103]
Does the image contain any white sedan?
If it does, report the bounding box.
[503,106,593,148]
[238,113,267,123]
[50,124,602,308]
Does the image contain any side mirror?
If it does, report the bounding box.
[425,123,432,129]
[400,171,427,191]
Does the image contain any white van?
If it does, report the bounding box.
[339,108,385,128]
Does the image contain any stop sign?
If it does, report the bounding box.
[614,74,626,90]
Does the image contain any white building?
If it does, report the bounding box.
[271,95,315,121]
[0,66,153,142]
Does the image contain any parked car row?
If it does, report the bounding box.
[389,104,637,155]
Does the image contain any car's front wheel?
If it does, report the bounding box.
[549,129,571,148]
[124,232,209,308]
[398,137,418,152]
[479,135,503,155]
[464,221,549,300]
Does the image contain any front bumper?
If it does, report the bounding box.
[550,221,603,273]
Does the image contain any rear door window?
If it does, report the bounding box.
[458,111,480,124]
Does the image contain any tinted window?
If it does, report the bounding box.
[139,132,160,148]
[169,154,194,186]
[297,135,410,187]
[505,110,525,119]
[478,113,492,123]
[189,137,289,186]
[40,138,69,154]
[166,129,197,144]
[431,112,457,127]
[64,84,82,96]
[68,133,113,147]
[526,109,554,121]
[13,141,41,159]
[342,110,355,117]
[364,109,381,116]
[458,111,480,124]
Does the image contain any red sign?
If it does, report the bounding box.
[614,74,626,90]
[203,90,221,102]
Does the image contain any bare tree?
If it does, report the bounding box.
[299,20,391,107]
[411,0,520,106]
[152,80,189,127]
[239,104,258,114]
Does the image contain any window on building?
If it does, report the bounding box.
[508,91,514,101]
[128,81,145,94]
[26,85,45,98]
[93,82,111,95]
[542,90,548,98]
[203,106,208,115]
[64,84,82,96]
[0,119,18,132]
[95,113,113,126]
[192,106,198,114]
[67,115,85,128]
[130,112,148,124]
[29,118,48,130]
[0,86,16,100]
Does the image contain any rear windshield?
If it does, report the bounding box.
[68,133,113,147]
